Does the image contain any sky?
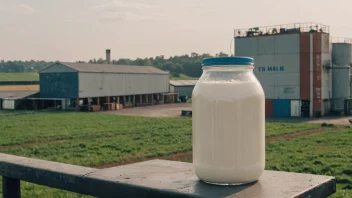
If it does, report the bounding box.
[0,0,351,62]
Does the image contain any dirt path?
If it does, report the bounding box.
[0,127,332,150]
[0,140,67,150]
[267,116,352,125]
[266,128,327,143]
[0,133,128,150]
[104,103,192,118]
[94,127,342,169]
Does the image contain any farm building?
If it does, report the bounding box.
[0,91,38,110]
[169,80,197,102]
[0,73,40,110]
[37,61,172,111]
[235,22,334,117]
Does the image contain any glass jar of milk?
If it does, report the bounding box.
[192,57,265,185]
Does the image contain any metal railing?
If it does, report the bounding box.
[331,37,352,44]
[234,22,330,38]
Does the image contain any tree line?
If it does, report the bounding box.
[0,60,55,73]
[0,52,229,77]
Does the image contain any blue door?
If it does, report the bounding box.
[273,99,291,117]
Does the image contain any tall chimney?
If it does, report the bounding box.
[106,49,111,64]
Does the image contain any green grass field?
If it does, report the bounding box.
[0,72,39,81]
[0,112,350,197]
[171,74,198,80]
[266,129,352,198]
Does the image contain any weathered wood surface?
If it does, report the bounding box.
[2,176,21,198]
[0,153,336,198]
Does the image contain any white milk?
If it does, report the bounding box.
[192,80,265,184]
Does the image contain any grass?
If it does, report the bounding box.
[266,129,352,198]
[0,72,39,81]
[171,74,198,80]
[0,112,350,197]
[0,113,319,147]
[0,112,191,147]
[266,122,320,137]
[179,129,352,197]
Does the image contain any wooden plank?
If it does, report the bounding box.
[2,176,21,198]
[90,159,336,198]
[0,153,98,197]
[0,154,336,198]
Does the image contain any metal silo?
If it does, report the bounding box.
[331,65,351,110]
[332,38,352,66]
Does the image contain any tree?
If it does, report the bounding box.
[133,58,145,66]
[89,59,97,63]
[191,52,198,57]
[216,52,229,57]
[142,58,152,66]
[97,58,104,64]
[114,58,131,65]
[0,52,223,77]
[162,62,174,72]
[201,53,212,58]
[172,63,183,76]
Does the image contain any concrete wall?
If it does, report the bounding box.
[321,54,331,99]
[332,66,351,99]
[235,33,301,99]
[170,86,194,98]
[78,73,169,98]
[2,99,15,109]
[321,34,332,115]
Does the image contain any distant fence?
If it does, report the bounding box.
[0,81,39,86]
[331,37,352,44]
[235,22,330,37]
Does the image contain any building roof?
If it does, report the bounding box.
[0,91,38,99]
[54,62,169,75]
[169,80,198,87]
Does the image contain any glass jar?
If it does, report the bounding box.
[192,57,265,185]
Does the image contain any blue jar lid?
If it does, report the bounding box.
[202,57,254,67]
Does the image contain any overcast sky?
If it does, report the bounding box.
[0,0,351,61]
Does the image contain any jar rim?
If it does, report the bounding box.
[202,57,254,67]
[203,66,254,70]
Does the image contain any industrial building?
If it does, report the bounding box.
[0,50,177,111]
[331,38,352,113]
[36,61,171,111]
[169,80,197,102]
[0,91,38,109]
[234,22,352,117]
